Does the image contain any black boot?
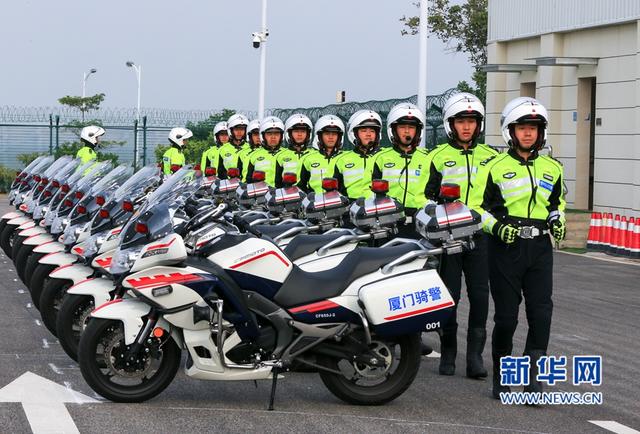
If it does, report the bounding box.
[524,350,545,394]
[438,329,457,375]
[492,351,511,399]
[466,328,488,379]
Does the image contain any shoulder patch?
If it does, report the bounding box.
[503,172,516,179]
[384,162,395,168]
[345,162,355,169]
[311,162,320,168]
[444,160,456,167]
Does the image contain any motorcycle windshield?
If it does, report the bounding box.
[117,167,201,251]
[90,165,162,235]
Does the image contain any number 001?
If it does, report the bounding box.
[425,321,440,331]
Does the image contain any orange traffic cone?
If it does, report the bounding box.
[630,217,640,259]
[586,212,602,251]
[608,215,621,255]
[617,216,628,256]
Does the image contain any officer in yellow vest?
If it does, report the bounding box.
[298,115,345,194]
[162,127,192,176]
[334,110,383,200]
[477,97,565,398]
[76,125,105,163]
[218,114,250,179]
[200,121,228,175]
[372,103,429,236]
[423,93,498,378]
[245,116,288,186]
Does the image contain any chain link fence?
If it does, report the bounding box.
[0,89,456,170]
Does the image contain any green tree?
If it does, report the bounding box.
[400,0,488,103]
[58,93,106,121]
[186,108,236,141]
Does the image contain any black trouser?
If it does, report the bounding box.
[439,233,490,335]
[488,234,553,356]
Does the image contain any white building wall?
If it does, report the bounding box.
[485,21,640,215]
[488,0,640,42]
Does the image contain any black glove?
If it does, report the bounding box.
[494,222,517,244]
[548,217,566,243]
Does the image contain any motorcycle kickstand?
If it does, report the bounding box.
[267,367,279,411]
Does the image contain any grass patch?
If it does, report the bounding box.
[561,247,588,254]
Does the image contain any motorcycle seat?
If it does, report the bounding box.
[253,221,306,240]
[273,243,420,307]
[282,230,352,261]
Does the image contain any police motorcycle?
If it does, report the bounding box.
[1,156,59,256]
[6,155,54,207]
[58,169,343,362]
[56,167,209,360]
[34,166,159,335]
[15,162,123,288]
[26,164,158,298]
[6,157,81,262]
[5,155,49,207]
[76,172,481,408]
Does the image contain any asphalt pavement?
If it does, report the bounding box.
[0,197,638,434]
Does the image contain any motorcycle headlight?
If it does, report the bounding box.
[109,246,143,275]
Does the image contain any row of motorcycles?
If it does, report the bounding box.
[2,155,482,408]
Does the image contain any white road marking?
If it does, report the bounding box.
[48,363,62,374]
[0,371,99,434]
[41,339,49,349]
[34,319,41,326]
[17,289,24,293]
[588,421,640,434]
[26,303,32,308]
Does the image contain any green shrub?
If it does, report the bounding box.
[0,165,18,193]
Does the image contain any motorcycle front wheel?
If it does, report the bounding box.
[78,318,181,403]
[56,294,95,361]
[318,333,422,405]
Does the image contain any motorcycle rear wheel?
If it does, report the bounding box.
[79,318,181,403]
[318,333,421,405]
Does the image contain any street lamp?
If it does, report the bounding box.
[252,0,268,119]
[126,61,142,167]
[81,68,97,121]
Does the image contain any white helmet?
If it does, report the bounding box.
[284,113,313,146]
[386,103,425,146]
[80,125,106,147]
[168,127,193,149]
[227,114,249,131]
[314,115,345,150]
[500,97,548,150]
[347,110,382,147]
[443,92,485,141]
[213,121,228,144]
[259,116,285,146]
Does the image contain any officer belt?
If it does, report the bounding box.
[517,226,549,239]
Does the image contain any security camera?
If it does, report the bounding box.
[252,34,261,49]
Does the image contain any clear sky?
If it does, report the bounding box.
[0,0,474,112]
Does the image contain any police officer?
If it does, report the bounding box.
[162,127,192,176]
[334,110,382,200]
[424,93,498,378]
[476,97,565,398]
[76,125,105,163]
[246,116,288,186]
[200,121,228,175]
[218,114,250,179]
[275,114,315,187]
[239,119,262,180]
[299,115,345,194]
[372,103,429,237]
